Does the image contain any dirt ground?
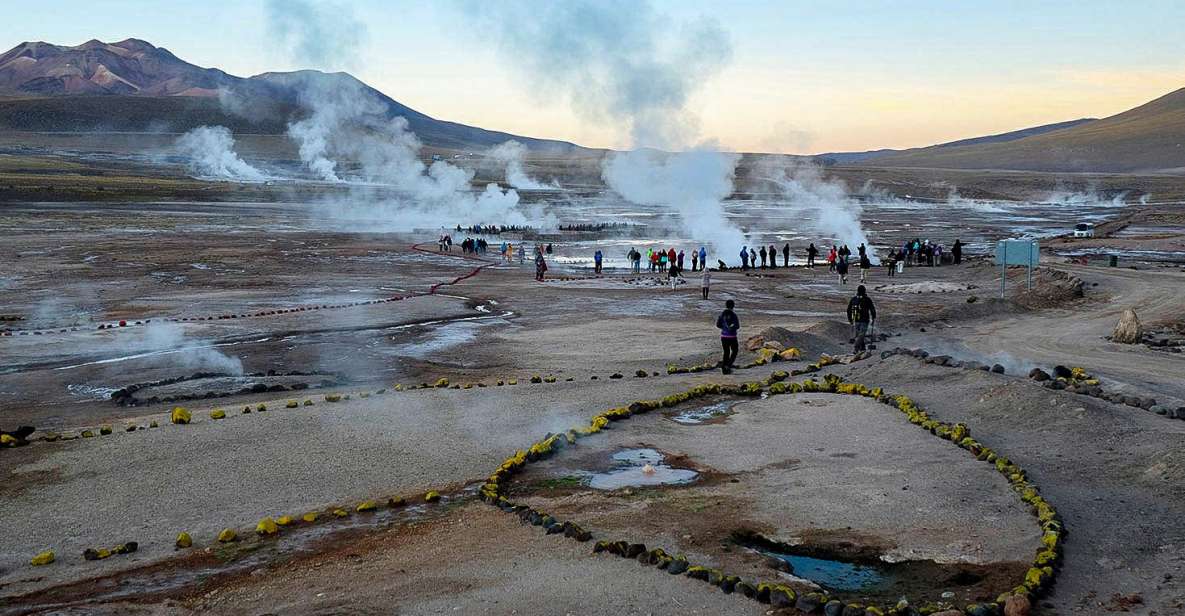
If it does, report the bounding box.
[2,173,1185,614]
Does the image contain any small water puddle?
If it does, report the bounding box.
[665,401,736,425]
[762,551,888,592]
[587,448,699,490]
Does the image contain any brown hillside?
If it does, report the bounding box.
[859,87,1185,173]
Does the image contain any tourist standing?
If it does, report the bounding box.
[828,246,837,272]
[759,246,767,269]
[782,243,791,268]
[594,249,603,275]
[952,239,963,265]
[698,246,707,272]
[859,251,871,283]
[535,249,548,281]
[716,299,740,374]
[807,243,818,268]
[701,268,711,299]
[740,246,749,270]
[691,250,698,272]
[677,250,685,272]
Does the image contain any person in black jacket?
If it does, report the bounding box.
[716,299,740,374]
[847,285,877,352]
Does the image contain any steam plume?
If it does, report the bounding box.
[175,126,266,181]
[752,159,878,262]
[488,141,557,189]
[465,0,746,254]
[265,0,366,70]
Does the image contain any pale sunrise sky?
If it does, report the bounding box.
[3,0,1183,153]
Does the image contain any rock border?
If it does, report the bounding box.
[478,372,1062,616]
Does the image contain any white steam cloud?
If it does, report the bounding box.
[752,159,878,263]
[265,0,366,70]
[262,1,550,229]
[488,141,556,190]
[136,322,245,375]
[466,0,747,255]
[603,148,744,253]
[175,126,266,182]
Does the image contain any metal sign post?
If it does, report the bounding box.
[995,239,1039,299]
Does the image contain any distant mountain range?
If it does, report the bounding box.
[815,119,1097,165]
[1,38,1183,171]
[847,88,1185,173]
[0,39,581,151]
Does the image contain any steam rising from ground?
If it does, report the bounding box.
[466,0,746,255]
[603,149,744,253]
[488,141,556,189]
[134,322,245,375]
[175,126,266,182]
[751,159,877,262]
[261,1,548,229]
[286,79,545,228]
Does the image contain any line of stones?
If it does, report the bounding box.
[883,347,1185,421]
[477,373,1063,616]
[5,242,492,338]
[2,350,858,451]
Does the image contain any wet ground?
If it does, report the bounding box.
[2,191,1185,614]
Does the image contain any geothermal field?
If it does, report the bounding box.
[2,141,1185,616]
[3,7,1185,615]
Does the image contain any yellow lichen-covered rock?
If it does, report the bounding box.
[210,409,226,419]
[242,406,252,414]
[777,345,805,360]
[81,430,95,438]
[256,517,279,535]
[434,377,449,388]
[286,400,299,408]
[256,403,267,412]
[507,379,518,385]
[0,434,17,447]
[303,399,313,406]
[324,394,342,402]
[149,421,159,428]
[332,508,349,518]
[170,407,191,424]
[30,550,55,566]
[393,384,404,391]
[356,500,378,512]
[424,490,441,503]
[99,424,113,435]
[768,382,788,395]
[543,375,557,383]
[217,528,237,543]
[757,348,779,363]
[276,515,294,526]
[302,512,318,523]
[175,532,193,548]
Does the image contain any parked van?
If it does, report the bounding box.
[1073,223,1095,238]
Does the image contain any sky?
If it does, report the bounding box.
[3,0,1183,153]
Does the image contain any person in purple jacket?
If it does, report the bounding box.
[716,299,740,374]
